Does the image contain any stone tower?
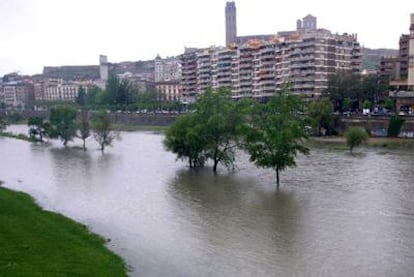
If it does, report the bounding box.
[225,1,237,46]
[99,55,109,81]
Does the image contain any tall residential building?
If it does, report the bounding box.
[380,14,414,90]
[181,27,361,100]
[225,1,237,46]
[180,48,200,103]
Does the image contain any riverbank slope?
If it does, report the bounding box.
[0,185,127,276]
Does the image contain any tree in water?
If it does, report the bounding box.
[0,113,8,132]
[243,92,309,188]
[78,109,90,150]
[194,88,247,173]
[49,105,78,146]
[346,127,368,153]
[91,110,119,152]
[164,114,206,168]
[28,116,50,142]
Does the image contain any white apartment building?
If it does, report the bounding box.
[154,55,181,82]
[181,29,361,99]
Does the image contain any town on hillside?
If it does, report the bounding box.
[0,3,413,116]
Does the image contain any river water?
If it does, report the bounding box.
[1,126,414,276]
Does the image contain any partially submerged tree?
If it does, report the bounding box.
[91,110,119,152]
[243,92,309,188]
[346,127,368,153]
[164,88,249,172]
[0,114,7,132]
[49,105,78,146]
[164,114,206,168]
[195,88,247,172]
[78,109,90,150]
[28,116,50,142]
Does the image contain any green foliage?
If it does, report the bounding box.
[164,114,207,168]
[346,127,368,152]
[384,98,394,111]
[164,88,248,171]
[0,114,7,131]
[387,115,404,137]
[325,72,389,111]
[6,112,23,123]
[91,110,119,152]
[0,187,126,276]
[75,86,87,106]
[103,75,136,110]
[28,116,50,142]
[307,98,334,136]
[243,93,310,187]
[343,98,352,112]
[49,105,78,146]
[362,99,371,109]
[78,109,90,150]
[195,88,249,172]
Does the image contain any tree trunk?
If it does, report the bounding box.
[100,143,105,153]
[83,139,86,151]
[276,167,280,189]
[213,159,218,173]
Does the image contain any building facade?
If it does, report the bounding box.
[156,81,182,102]
[180,28,361,100]
[0,81,34,109]
[380,14,414,91]
[154,55,181,82]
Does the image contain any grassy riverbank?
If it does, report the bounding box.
[310,136,414,150]
[0,185,127,276]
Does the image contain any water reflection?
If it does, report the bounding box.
[168,168,302,276]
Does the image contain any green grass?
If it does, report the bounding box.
[112,123,169,132]
[0,132,34,142]
[0,186,127,276]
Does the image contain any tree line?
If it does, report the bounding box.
[164,88,310,187]
[27,107,118,152]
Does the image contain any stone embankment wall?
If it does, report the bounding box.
[19,111,178,126]
[339,116,414,137]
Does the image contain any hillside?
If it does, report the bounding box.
[362,48,398,71]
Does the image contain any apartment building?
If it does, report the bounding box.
[181,29,361,99]
[156,81,182,102]
[180,48,200,103]
[0,81,34,109]
[154,55,181,82]
[380,14,414,90]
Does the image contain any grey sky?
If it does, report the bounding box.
[0,0,413,76]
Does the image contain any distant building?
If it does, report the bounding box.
[380,14,414,91]
[0,81,34,109]
[182,14,361,100]
[33,79,89,102]
[225,1,237,46]
[154,55,181,82]
[156,81,182,102]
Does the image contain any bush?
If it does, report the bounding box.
[346,127,369,153]
[387,115,404,137]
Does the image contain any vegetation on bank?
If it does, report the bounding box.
[309,136,414,150]
[0,186,127,276]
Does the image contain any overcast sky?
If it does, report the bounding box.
[0,0,413,76]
